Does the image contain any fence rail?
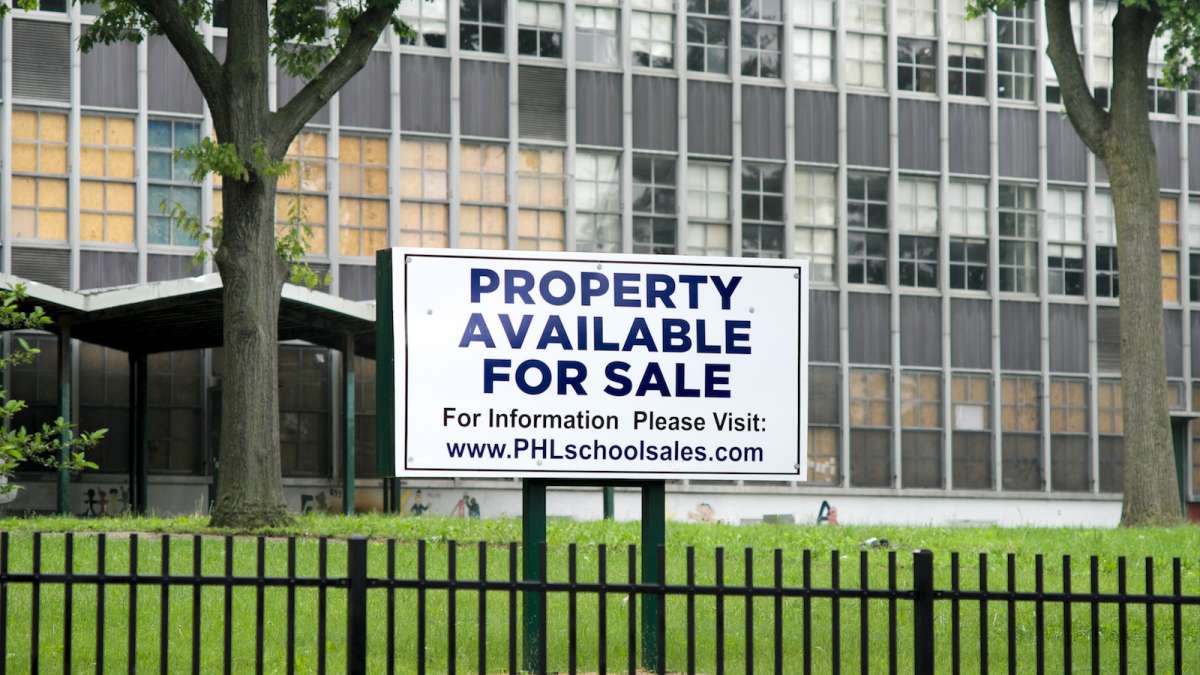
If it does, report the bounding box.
[0,531,1196,673]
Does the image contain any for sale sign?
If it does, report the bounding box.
[375,248,807,480]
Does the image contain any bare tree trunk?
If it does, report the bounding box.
[210,177,291,528]
[1103,5,1182,526]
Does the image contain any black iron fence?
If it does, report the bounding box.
[0,531,1197,673]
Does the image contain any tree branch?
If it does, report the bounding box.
[130,0,224,106]
[269,3,393,156]
[1044,0,1109,152]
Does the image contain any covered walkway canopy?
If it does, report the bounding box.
[0,273,378,515]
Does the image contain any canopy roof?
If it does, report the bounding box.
[0,273,376,358]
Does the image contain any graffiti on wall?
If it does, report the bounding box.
[79,486,130,517]
[451,493,481,518]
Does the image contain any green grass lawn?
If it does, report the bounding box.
[0,514,1198,673]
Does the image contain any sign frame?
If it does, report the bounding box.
[375,247,809,481]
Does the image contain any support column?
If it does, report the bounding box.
[521,478,548,671]
[128,352,148,514]
[602,485,615,519]
[56,319,72,515]
[343,335,356,516]
[640,480,666,671]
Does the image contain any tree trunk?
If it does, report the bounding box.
[1102,5,1183,526]
[209,176,291,528]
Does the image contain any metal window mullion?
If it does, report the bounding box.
[835,0,850,489]
[674,0,687,254]
[565,0,578,251]
[1180,117,1194,499]
[389,31,403,248]
[780,0,795,262]
[1,10,11,275]
[135,38,149,283]
[327,101,342,295]
[1033,0,1053,493]
[937,0,952,489]
[729,1,743,257]
[507,0,521,250]
[620,0,633,253]
[68,7,81,290]
[886,0,901,488]
[986,10,1003,492]
[201,24,216,274]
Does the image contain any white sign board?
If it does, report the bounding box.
[381,249,807,480]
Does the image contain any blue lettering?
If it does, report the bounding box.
[470,269,499,303]
[539,270,576,306]
[458,313,495,348]
[603,361,632,395]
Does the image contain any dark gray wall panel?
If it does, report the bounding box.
[80,251,137,290]
[518,66,567,141]
[900,295,941,367]
[1000,301,1039,371]
[1049,304,1087,373]
[846,95,888,167]
[577,70,622,147]
[148,254,202,282]
[948,104,988,175]
[13,19,70,102]
[633,75,677,151]
[809,290,838,363]
[461,60,507,138]
[998,108,1037,178]
[1152,122,1180,190]
[1164,309,1183,378]
[341,51,391,129]
[1191,127,1200,192]
[278,72,330,124]
[12,247,69,287]
[848,293,889,364]
[1046,113,1086,183]
[1192,311,1200,377]
[400,55,450,133]
[741,85,785,159]
[1095,155,1110,185]
[951,298,990,369]
[82,41,137,109]
[794,89,836,163]
[148,35,203,113]
[339,264,375,301]
[688,80,731,155]
[898,100,938,171]
[1097,306,1120,373]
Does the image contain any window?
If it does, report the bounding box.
[998,183,1037,292]
[795,168,836,282]
[80,114,135,245]
[687,162,730,256]
[576,5,619,65]
[947,181,987,291]
[808,365,840,484]
[897,39,936,93]
[1094,192,1118,298]
[945,0,984,43]
[952,372,991,489]
[1148,69,1177,115]
[396,138,449,250]
[518,0,563,57]
[396,0,448,47]
[847,172,887,285]
[1041,0,1080,103]
[1050,377,1090,492]
[517,147,566,250]
[741,162,785,258]
[147,351,203,474]
[79,345,131,474]
[339,134,391,254]
[276,131,328,256]
[1091,1,1116,106]
[792,0,833,27]
[1044,188,1084,296]
[1001,375,1041,490]
[996,4,1035,101]
[896,178,938,288]
[353,357,378,479]
[947,43,986,97]
[460,0,506,53]
[850,368,891,487]
[632,0,675,69]
[1189,71,1200,117]
[147,118,201,247]
[895,0,935,37]
[633,155,677,254]
[460,143,508,249]
[740,0,783,78]
[843,0,884,32]
[1098,379,1122,492]
[12,109,68,241]
[792,28,833,84]
[576,152,622,252]
[901,371,942,488]
[686,0,730,73]
[844,33,885,89]
[1161,197,1180,303]
[9,335,59,445]
[279,346,331,477]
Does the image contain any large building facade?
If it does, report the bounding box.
[1,0,1199,522]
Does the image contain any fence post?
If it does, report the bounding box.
[913,549,935,674]
[347,537,368,675]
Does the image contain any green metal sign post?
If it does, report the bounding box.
[521,478,665,672]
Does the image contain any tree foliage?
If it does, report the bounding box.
[0,285,104,497]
